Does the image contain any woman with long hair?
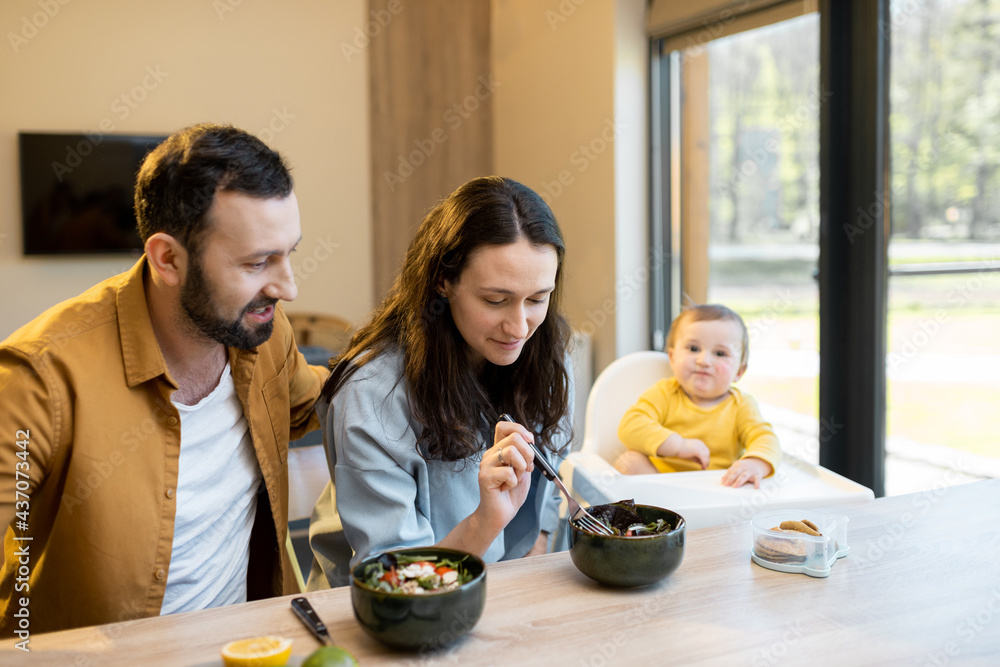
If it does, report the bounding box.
[307,176,573,587]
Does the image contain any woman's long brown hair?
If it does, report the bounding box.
[321,176,572,461]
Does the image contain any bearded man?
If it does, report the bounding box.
[0,124,328,634]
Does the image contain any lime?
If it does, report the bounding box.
[301,646,359,667]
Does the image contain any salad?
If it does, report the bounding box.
[360,553,475,594]
[576,499,675,537]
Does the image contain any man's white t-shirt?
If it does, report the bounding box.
[161,362,262,615]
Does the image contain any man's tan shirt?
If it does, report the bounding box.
[0,257,327,634]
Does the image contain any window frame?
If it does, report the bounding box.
[649,0,891,495]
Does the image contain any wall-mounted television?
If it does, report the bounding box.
[18,132,167,256]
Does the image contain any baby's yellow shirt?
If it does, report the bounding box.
[617,377,781,474]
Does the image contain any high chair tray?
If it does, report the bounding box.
[561,452,875,531]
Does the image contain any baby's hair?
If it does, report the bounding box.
[666,304,749,367]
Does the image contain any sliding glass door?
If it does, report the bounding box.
[654,10,824,465]
[884,0,1000,493]
[651,0,999,495]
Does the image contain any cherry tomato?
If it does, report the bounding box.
[379,567,399,587]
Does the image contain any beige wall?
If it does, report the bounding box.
[0,0,371,340]
[1,0,651,374]
[492,0,649,373]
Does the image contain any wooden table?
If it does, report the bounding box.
[7,479,1000,666]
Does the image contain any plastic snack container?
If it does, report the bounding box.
[750,510,849,578]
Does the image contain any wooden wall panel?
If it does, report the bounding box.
[681,48,710,306]
[369,0,494,298]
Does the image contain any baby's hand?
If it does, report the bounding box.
[721,457,772,489]
[676,438,710,470]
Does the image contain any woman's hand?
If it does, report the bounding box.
[476,419,537,534]
[437,418,539,558]
[721,456,772,488]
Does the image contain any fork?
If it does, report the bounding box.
[499,414,614,536]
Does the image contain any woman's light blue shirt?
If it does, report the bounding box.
[307,349,571,588]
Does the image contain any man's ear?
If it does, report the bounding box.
[145,233,188,288]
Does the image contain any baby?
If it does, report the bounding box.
[615,304,780,488]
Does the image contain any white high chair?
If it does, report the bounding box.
[559,351,874,531]
[578,350,674,465]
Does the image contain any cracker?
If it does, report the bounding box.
[755,531,808,563]
[779,520,822,536]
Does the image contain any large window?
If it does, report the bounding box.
[885,0,1000,493]
[655,10,825,465]
[703,15,822,465]
[652,0,1000,495]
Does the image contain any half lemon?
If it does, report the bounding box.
[221,636,293,667]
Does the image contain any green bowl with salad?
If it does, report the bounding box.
[350,547,486,651]
[570,500,686,587]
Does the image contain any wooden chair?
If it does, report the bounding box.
[285,312,354,356]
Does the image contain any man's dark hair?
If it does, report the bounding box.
[134,123,293,255]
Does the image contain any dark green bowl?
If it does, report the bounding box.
[350,547,486,651]
[570,505,685,587]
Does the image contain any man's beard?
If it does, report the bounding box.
[180,256,277,351]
